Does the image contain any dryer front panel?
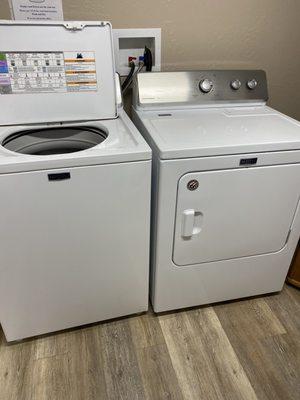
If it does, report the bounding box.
[173,164,300,266]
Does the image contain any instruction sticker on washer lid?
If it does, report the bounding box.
[0,51,98,94]
[0,53,12,94]
[0,51,67,94]
[64,52,98,92]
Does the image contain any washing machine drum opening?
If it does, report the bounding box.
[2,126,108,155]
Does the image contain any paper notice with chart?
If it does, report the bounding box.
[9,0,64,21]
[0,51,98,95]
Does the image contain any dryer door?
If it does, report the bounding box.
[173,164,300,266]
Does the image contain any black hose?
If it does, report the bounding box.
[121,61,136,91]
[144,46,153,72]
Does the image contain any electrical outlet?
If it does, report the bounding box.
[113,28,161,76]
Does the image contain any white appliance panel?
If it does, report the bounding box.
[0,21,117,125]
[173,164,300,266]
[141,108,300,159]
[132,70,300,313]
[0,161,151,341]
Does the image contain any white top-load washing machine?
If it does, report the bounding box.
[0,21,151,341]
[132,70,300,313]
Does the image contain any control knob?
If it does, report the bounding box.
[199,79,213,93]
[230,79,241,90]
[247,79,258,90]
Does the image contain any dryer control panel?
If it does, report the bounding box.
[134,70,268,108]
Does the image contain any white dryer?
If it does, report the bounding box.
[0,21,151,341]
[132,70,300,313]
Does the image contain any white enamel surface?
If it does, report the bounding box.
[135,106,300,159]
[132,102,300,313]
[0,21,152,341]
[173,165,300,266]
[0,159,151,341]
[0,109,152,341]
[0,21,117,125]
[0,110,151,173]
[149,156,300,312]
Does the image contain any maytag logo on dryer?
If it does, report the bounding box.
[240,157,258,166]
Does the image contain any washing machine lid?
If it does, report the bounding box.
[0,20,117,126]
[135,106,300,159]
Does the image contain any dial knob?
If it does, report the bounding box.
[199,79,213,93]
[247,79,258,90]
[230,79,241,90]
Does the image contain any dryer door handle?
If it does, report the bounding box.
[182,209,195,238]
[181,209,203,238]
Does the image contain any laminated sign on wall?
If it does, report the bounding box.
[9,0,64,21]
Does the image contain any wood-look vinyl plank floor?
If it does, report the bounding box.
[0,284,299,400]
